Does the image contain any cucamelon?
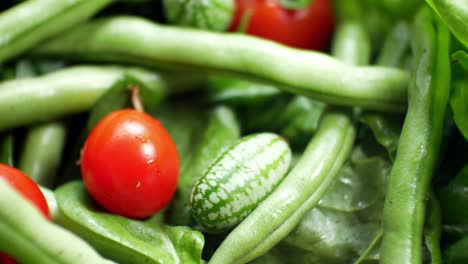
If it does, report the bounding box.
[190,133,291,232]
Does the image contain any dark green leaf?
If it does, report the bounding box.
[360,113,403,160]
[444,236,468,264]
[438,165,468,225]
[450,81,468,140]
[55,181,205,264]
[318,157,391,212]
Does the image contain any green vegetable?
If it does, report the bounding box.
[424,192,442,264]
[209,113,355,264]
[191,133,292,232]
[0,0,114,63]
[331,21,371,65]
[163,0,234,32]
[426,0,468,46]
[438,165,468,225]
[203,75,281,107]
[0,65,200,131]
[167,106,241,227]
[0,132,14,166]
[450,81,468,140]
[444,236,468,264]
[33,16,409,112]
[0,178,116,264]
[359,113,402,160]
[55,181,205,264]
[380,7,451,263]
[376,21,411,67]
[18,121,67,188]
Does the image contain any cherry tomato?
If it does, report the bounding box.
[229,0,335,50]
[0,163,50,264]
[81,109,179,219]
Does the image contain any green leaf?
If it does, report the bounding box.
[438,165,468,225]
[450,81,468,140]
[277,152,391,263]
[55,181,205,264]
[163,0,234,32]
[87,73,166,131]
[452,51,468,72]
[318,157,391,212]
[444,236,468,264]
[360,113,403,160]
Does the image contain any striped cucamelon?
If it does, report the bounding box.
[190,133,292,232]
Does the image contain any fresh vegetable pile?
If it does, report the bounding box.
[0,0,467,263]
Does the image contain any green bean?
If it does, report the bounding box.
[0,0,114,63]
[0,132,14,166]
[380,7,451,263]
[376,21,411,67]
[0,178,116,264]
[0,65,200,131]
[209,113,355,264]
[39,186,60,222]
[424,192,442,264]
[18,121,67,188]
[33,16,409,112]
[331,21,371,66]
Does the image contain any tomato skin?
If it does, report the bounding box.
[0,163,50,264]
[81,109,179,219]
[230,0,335,50]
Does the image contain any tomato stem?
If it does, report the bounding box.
[129,85,144,112]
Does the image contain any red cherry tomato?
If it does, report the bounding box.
[0,163,50,264]
[81,109,179,219]
[229,0,335,50]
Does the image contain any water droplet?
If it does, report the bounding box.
[147,159,154,165]
[136,181,141,188]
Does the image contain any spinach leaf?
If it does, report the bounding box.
[450,81,468,140]
[55,181,205,264]
[444,236,468,264]
[438,165,468,226]
[273,150,391,263]
[359,113,403,160]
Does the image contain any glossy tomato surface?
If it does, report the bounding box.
[81,109,179,219]
[230,0,335,50]
[0,163,50,264]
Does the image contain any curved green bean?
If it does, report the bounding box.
[0,0,114,63]
[380,7,451,264]
[33,16,409,112]
[209,113,355,264]
[0,65,201,131]
[0,178,116,264]
[18,121,67,188]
